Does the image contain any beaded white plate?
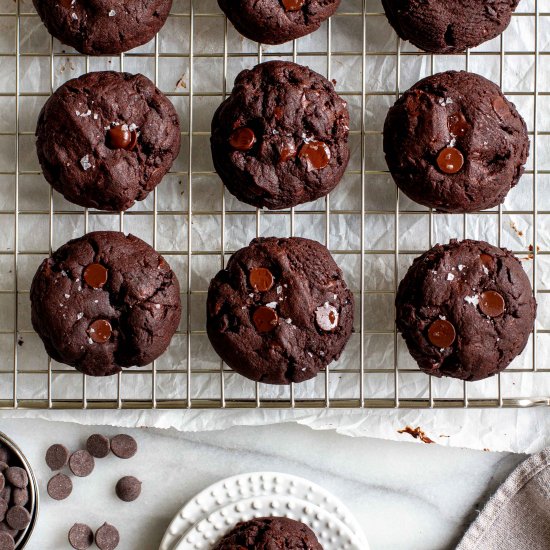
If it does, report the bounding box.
[159,471,368,550]
[173,495,364,550]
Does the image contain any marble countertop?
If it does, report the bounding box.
[0,419,525,550]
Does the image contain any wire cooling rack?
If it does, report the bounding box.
[0,0,549,410]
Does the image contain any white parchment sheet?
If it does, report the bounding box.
[1,0,550,452]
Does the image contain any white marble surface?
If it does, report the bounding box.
[0,419,526,550]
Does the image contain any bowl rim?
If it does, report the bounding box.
[0,431,39,549]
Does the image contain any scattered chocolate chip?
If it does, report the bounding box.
[299,140,331,171]
[0,532,14,550]
[428,319,456,348]
[252,306,279,333]
[88,320,112,344]
[282,0,305,10]
[249,267,274,292]
[492,96,509,118]
[86,434,110,459]
[229,127,256,151]
[6,506,30,531]
[110,435,137,460]
[0,500,7,522]
[83,263,108,289]
[5,468,27,490]
[115,476,142,502]
[448,112,469,137]
[45,443,70,471]
[12,488,28,507]
[315,302,339,332]
[479,290,505,317]
[69,450,95,478]
[107,126,137,151]
[95,523,120,550]
[480,253,495,271]
[47,473,73,501]
[436,147,464,174]
[68,523,94,550]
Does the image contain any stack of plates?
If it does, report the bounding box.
[159,472,368,550]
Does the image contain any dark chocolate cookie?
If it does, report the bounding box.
[211,61,350,210]
[32,0,173,56]
[219,0,340,45]
[212,517,323,550]
[207,237,354,385]
[396,239,536,381]
[383,71,529,213]
[382,0,520,54]
[30,231,181,377]
[36,71,181,212]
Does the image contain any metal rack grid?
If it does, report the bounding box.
[0,0,549,410]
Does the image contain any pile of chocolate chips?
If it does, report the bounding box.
[0,442,33,550]
[45,434,141,550]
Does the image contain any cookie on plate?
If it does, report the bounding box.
[382,0,520,54]
[32,0,173,56]
[206,237,354,385]
[30,231,181,377]
[211,61,350,210]
[36,71,181,212]
[396,239,536,381]
[218,0,340,45]
[212,517,323,550]
[383,71,529,213]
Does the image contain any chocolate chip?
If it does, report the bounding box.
[0,475,4,493]
[315,302,339,332]
[4,468,27,490]
[0,464,6,474]
[252,306,279,333]
[95,523,120,550]
[12,488,28,507]
[492,96,509,118]
[45,443,70,471]
[298,140,331,171]
[0,489,10,505]
[0,532,14,550]
[479,290,505,317]
[110,435,137,460]
[249,267,274,292]
[448,112,469,137]
[6,506,30,531]
[279,140,297,163]
[88,320,112,344]
[480,253,495,271]
[47,473,73,501]
[115,476,142,502]
[83,263,108,289]
[86,434,110,459]
[0,447,9,464]
[428,319,456,348]
[107,126,137,151]
[69,450,95,477]
[282,0,305,10]
[436,147,464,174]
[0,500,7,522]
[0,522,16,538]
[68,523,94,550]
[229,127,256,151]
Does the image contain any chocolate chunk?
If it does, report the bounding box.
[480,253,495,271]
[299,141,331,171]
[282,0,305,11]
[110,435,137,460]
[12,488,28,507]
[115,476,142,502]
[45,443,70,471]
[47,473,73,501]
[428,319,456,348]
[68,523,94,550]
[252,306,279,333]
[95,523,120,550]
[6,506,30,531]
[436,147,464,174]
[229,127,256,151]
[448,112,469,137]
[83,264,108,289]
[0,532,14,550]
[69,450,95,478]
[88,320,112,344]
[107,126,137,151]
[4,468,27,490]
[86,434,110,459]
[479,291,505,317]
[249,268,274,292]
[0,500,6,522]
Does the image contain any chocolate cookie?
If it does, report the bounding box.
[396,239,536,381]
[383,71,529,213]
[36,71,181,212]
[382,0,520,54]
[207,237,354,385]
[32,0,173,56]
[218,0,340,45]
[30,231,181,377]
[211,61,350,210]
[212,517,323,550]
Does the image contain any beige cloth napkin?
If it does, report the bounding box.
[457,448,550,550]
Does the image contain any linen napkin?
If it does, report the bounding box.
[457,447,550,550]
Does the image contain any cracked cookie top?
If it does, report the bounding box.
[396,239,536,381]
[383,71,529,213]
[206,237,354,385]
[30,231,181,377]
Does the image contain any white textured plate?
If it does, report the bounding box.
[173,495,364,550]
[159,471,368,550]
